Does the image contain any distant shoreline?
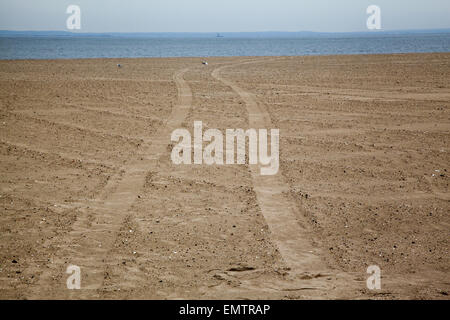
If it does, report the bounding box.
[1,52,449,63]
[1,29,450,38]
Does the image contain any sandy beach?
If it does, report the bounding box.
[0,53,449,299]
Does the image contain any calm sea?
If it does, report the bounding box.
[1,33,449,60]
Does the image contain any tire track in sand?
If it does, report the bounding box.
[212,61,358,297]
[27,68,192,298]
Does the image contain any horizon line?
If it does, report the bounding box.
[1,28,450,35]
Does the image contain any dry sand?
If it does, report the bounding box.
[0,53,449,299]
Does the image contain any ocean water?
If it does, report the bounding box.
[1,33,449,60]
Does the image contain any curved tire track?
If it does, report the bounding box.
[212,61,358,296]
[26,67,193,299]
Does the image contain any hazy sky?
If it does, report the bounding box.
[1,0,449,33]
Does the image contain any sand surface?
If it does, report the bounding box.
[0,53,449,299]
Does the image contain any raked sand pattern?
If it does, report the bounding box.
[0,54,449,299]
